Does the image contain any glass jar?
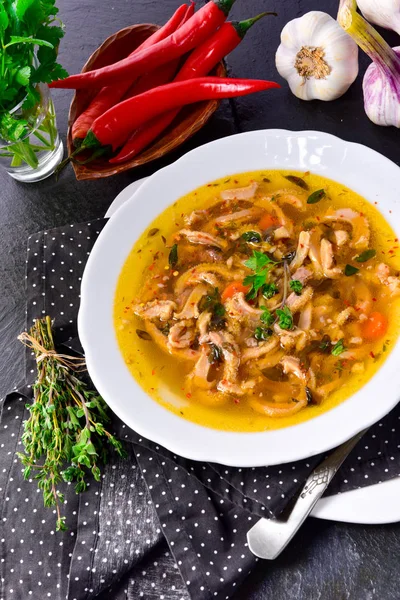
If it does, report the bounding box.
[0,82,63,183]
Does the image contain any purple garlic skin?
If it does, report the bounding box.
[363,46,400,127]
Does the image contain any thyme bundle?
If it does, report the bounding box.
[17,316,126,531]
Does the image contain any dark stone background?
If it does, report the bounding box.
[1,0,400,598]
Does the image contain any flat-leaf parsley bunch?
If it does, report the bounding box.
[0,0,67,143]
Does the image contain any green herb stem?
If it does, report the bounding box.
[17,317,126,531]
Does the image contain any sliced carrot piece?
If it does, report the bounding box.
[361,311,388,341]
[221,282,250,302]
[258,213,278,230]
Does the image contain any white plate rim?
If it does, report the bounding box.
[78,129,400,469]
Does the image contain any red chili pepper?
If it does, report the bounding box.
[71,3,189,144]
[121,4,196,101]
[109,12,275,164]
[50,0,236,90]
[57,76,280,176]
[83,77,280,152]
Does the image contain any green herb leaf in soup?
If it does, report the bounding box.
[254,326,273,341]
[307,189,326,204]
[242,231,262,243]
[169,244,178,267]
[283,175,309,190]
[276,306,293,330]
[244,250,275,272]
[344,264,359,276]
[260,307,274,326]
[331,339,345,356]
[356,249,376,263]
[261,282,278,299]
[289,280,303,295]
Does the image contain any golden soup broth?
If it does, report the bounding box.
[114,170,400,432]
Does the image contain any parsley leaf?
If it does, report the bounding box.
[331,339,345,356]
[260,306,274,326]
[261,282,278,299]
[241,231,262,243]
[244,270,268,299]
[0,0,67,145]
[276,306,293,330]
[254,326,273,341]
[244,250,276,272]
[244,251,277,300]
[289,280,303,295]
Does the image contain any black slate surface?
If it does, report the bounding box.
[1,0,400,598]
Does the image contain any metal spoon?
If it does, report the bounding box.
[247,429,367,560]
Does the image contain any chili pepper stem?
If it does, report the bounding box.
[216,0,237,16]
[338,0,400,75]
[233,12,278,38]
[73,147,109,165]
[54,131,102,179]
[54,147,84,180]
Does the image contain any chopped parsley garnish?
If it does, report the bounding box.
[199,288,226,330]
[319,335,331,352]
[261,282,278,299]
[331,339,345,356]
[244,251,277,300]
[168,244,178,267]
[241,231,262,243]
[356,249,376,263]
[276,306,293,330]
[244,250,276,271]
[289,280,303,295]
[260,307,274,326]
[208,344,223,364]
[199,288,221,312]
[254,326,273,341]
[244,272,268,300]
[344,264,359,276]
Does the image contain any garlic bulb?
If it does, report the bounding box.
[275,11,359,101]
[357,0,400,36]
[339,0,400,127]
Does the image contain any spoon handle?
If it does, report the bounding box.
[246,429,367,560]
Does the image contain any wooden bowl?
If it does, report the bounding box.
[67,24,226,180]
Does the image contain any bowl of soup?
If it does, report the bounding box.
[78,129,400,466]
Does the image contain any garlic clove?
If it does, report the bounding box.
[276,11,359,102]
[363,46,400,127]
[357,0,400,36]
[339,0,400,128]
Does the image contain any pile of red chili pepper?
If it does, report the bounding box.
[52,0,280,171]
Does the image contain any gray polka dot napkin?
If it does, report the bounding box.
[1,219,400,600]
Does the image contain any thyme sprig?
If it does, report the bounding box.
[17,316,126,532]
